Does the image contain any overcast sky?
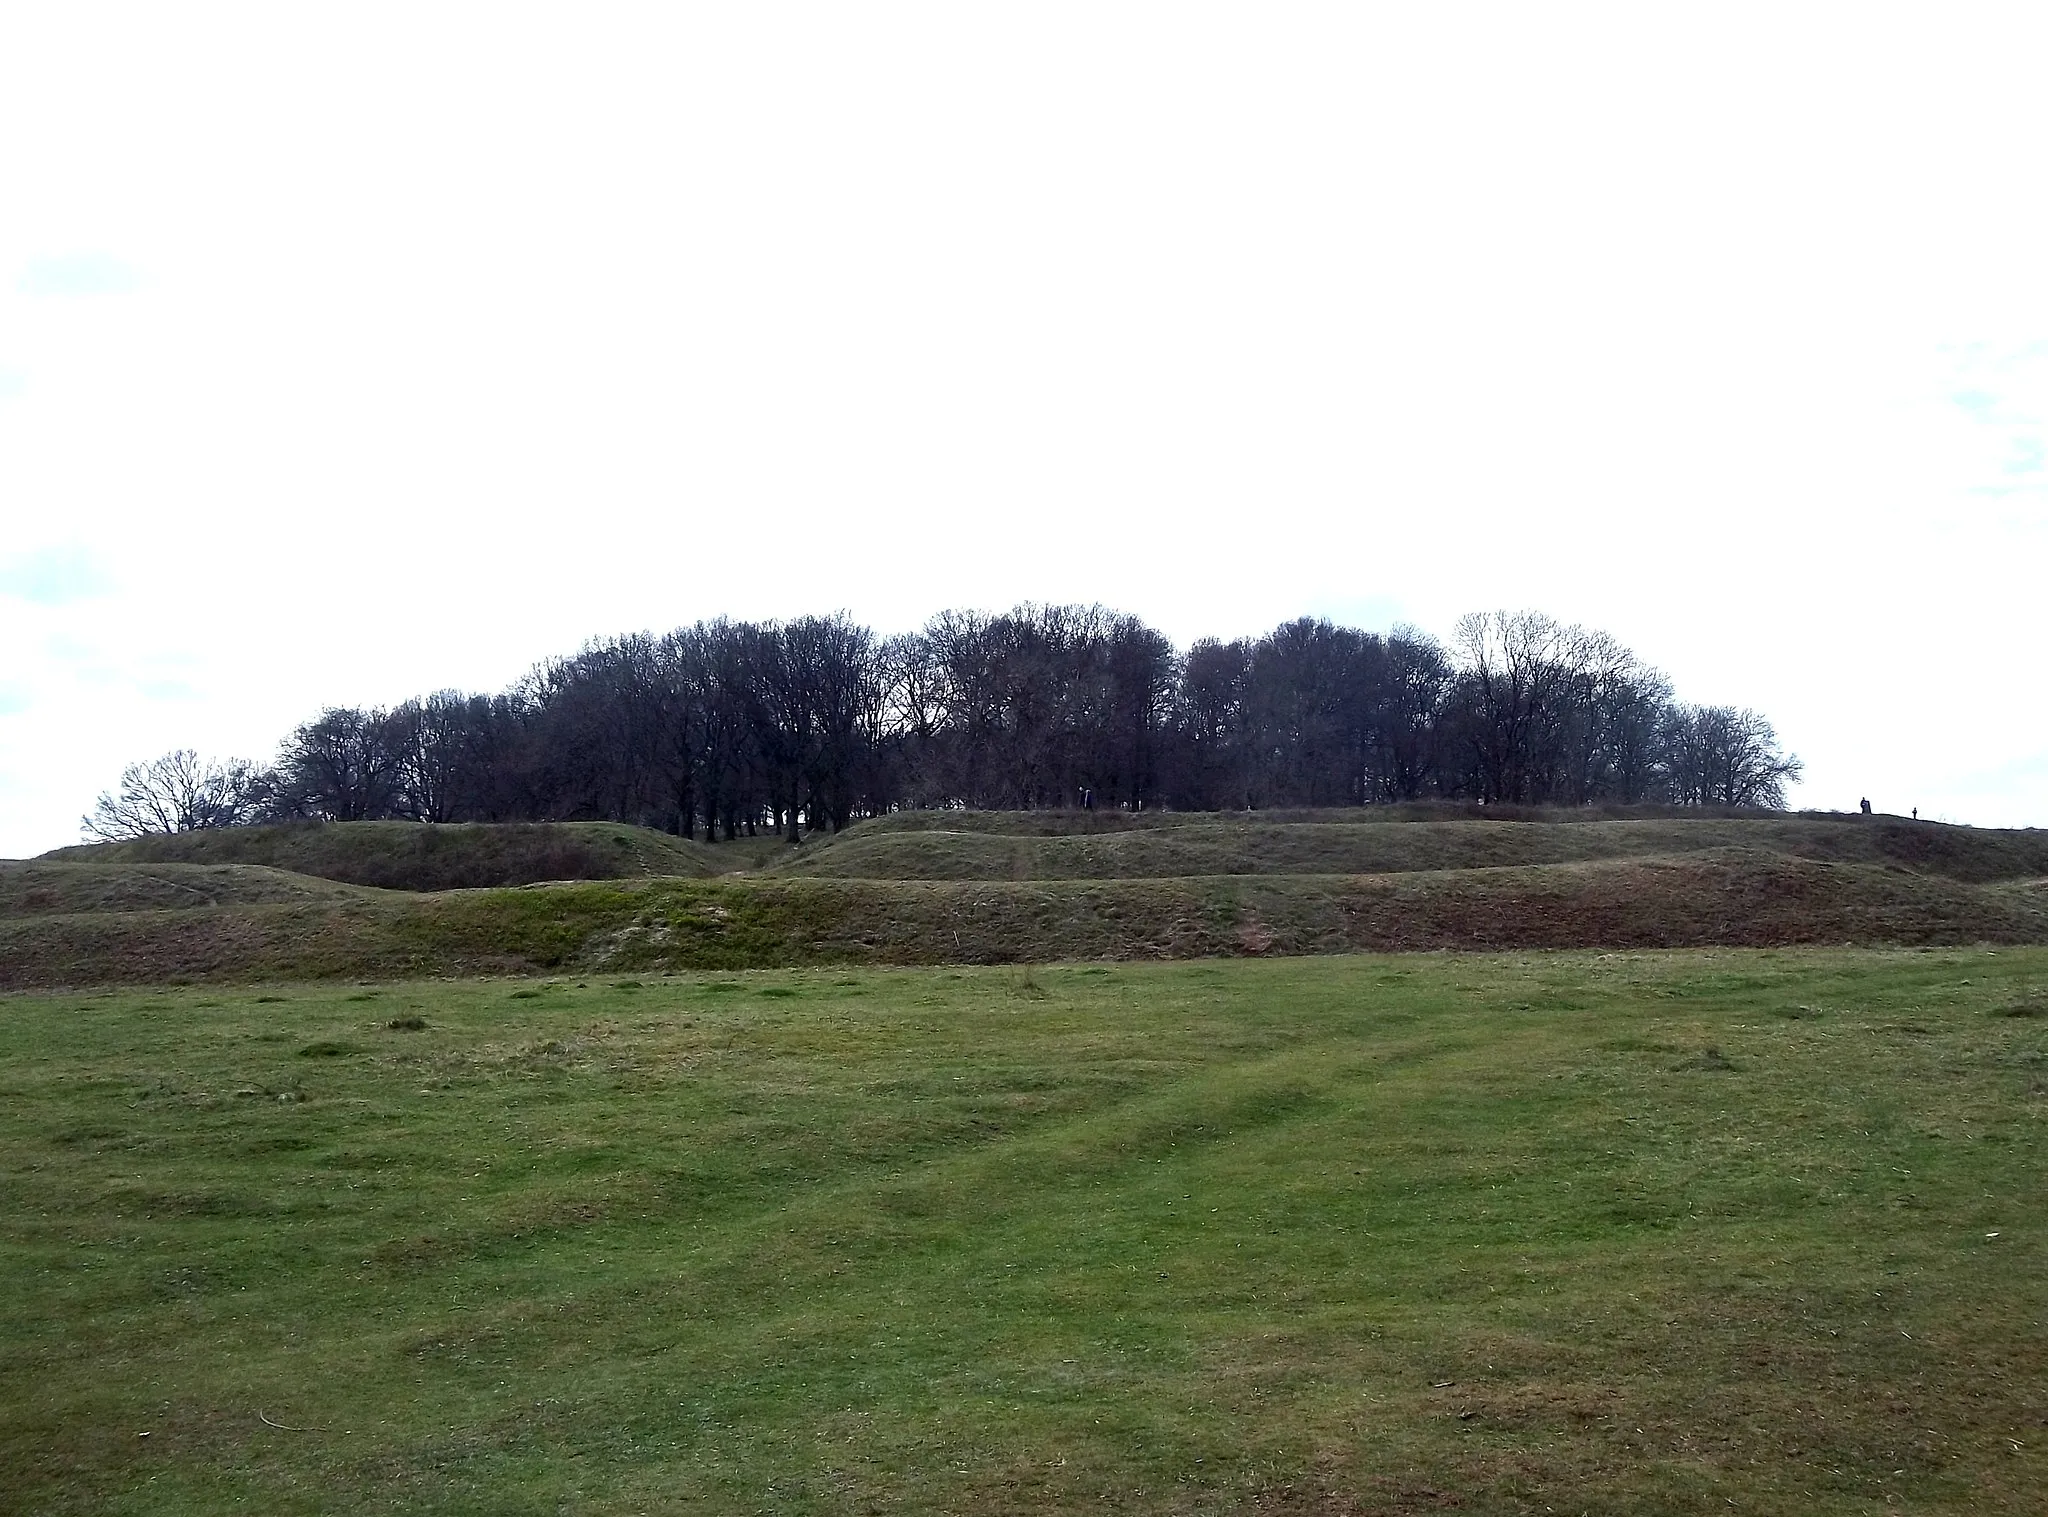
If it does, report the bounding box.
[4,5,2045,856]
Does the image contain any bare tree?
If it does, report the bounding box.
[140,603,1805,835]
[81,750,262,840]
[794,613,883,832]
[1375,628,1452,801]
[271,707,405,821]
[387,691,478,823]
[1663,705,1803,808]
[880,630,950,809]
[1170,637,1253,809]
[1450,610,1584,803]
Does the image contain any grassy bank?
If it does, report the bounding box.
[3,950,2044,1513]
[43,820,720,891]
[0,861,371,916]
[771,815,2048,883]
[7,851,2048,990]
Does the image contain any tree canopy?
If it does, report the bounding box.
[82,606,1803,841]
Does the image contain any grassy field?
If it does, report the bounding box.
[4,950,2044,1514]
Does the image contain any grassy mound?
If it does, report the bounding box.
[850,801,1864,835]
[13,812,2045,987]
[779,814,2048,883]
[4,951,2044,1513]
[0,861,372,917]
[44,820,719,891]
[6,849,2046,989]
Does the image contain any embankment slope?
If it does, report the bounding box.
[773,814,2048,884]
[43,820,718,890]
[6,845,2046,989]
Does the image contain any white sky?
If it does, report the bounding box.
[4,4,2046,856]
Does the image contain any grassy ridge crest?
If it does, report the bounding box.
[6,850,2046,989]
[0,861,376,916]
[43,819,719,890]
[773,815,2048,883]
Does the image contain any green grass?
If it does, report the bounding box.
[4,950,2044,1513]
[8,850,2048,990]
[48,812,2048,895]
[18,814,2047,994]
[775,815,2048,883]
[44,820,721,890]
[844,802,1739,834]
[0,861,372,915]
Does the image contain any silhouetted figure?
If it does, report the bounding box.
[1912,807,1919,821]
[1860,797,1871,815]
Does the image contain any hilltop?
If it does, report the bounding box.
[43,819,720,891]
[5,808,2045,989]
[771,810,2048,884]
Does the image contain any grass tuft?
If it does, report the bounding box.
[1674,1044,1740,1071]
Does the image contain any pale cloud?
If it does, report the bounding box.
[17,252,139,297]
[0,546,111,605]
[1939,343,2048,496]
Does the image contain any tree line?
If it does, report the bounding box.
[83,606,1803,842]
